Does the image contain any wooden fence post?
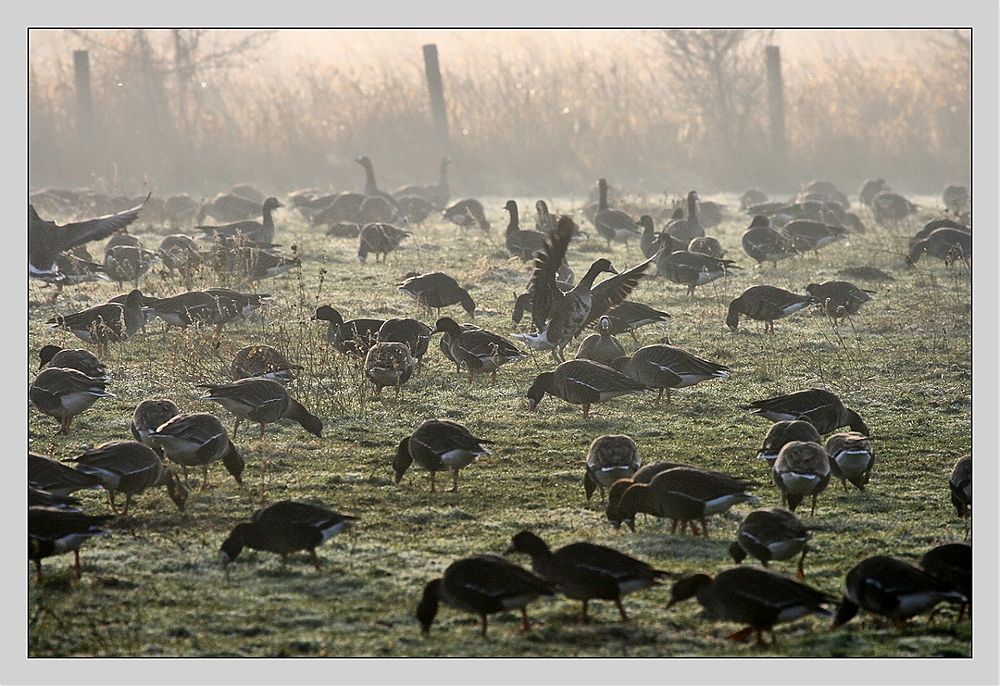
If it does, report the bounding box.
[73,50,94,150]
[765,46,787,171]
[422,44,451,156]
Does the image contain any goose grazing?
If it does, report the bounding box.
[583,434,641,503]
[859,178,891,208]
[394,157,450,207]
[437,321,479,371]
[593,178,639,250]
[658,250,739,296]
[364,342,415,398]
[231,345,300,383]
[748,388,870,435]
[312,305,383,357]
[611,343,730,405]
[431,317,526,384]
[772,441,831,515]
[102,244,156,288]
[525,359,648,419]
[872,192,917,224]
[919,543,971,621]
[688,236,724,260]
[755,420,821,465]
[665,191,705,242]
[130,398,181,455]
[148,412,244,488]
[398,272,476,319]
[377,318,433,369]
[606,466,758,535]
[47,289,146,350]
[726,285,815,333]
[742,215,798,267]
[67,441,188,515]
[907,227,972,267]
[157,234,202,274]
[942,184,969,215]
[29,367,115,434]
[601,301,670,341]
[638,214,686,259]
[395,195,436,224]
[729,508,812,579]
[534,200,557,232]
[505,530,670,623]
[443,198,490,231]
[196,197,282,246]
[668,567,833,645]
[825,432,875,492]
[199,378,323,439]
[575,316,627,366]
[392,418,492,492]
[37,345,108,381]
[357,222,410,263]
[143,291,226,330]
[783,220,848,256]
[949,454,971,536]
[911,217,970,245]
[29,506,112,582]
[29,197,145,281]
[805,281,874,325]
[416,555,555,637]
[220,500,357,579]
[832,556,968,629]
[504,200,547,260]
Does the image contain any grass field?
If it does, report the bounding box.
[27,195,972,657]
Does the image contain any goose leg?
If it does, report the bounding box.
[700,517,709,538]
[491,370,497,384]
[580,600,590,624]
[797,548,808,580]
[615,599,629,622]
[35,559,43,583]
[259,422,266,438]
[429,471,436,493]
[59,415,72,435]
[74,550,82,580]
[841,479,849,493]
[373,385,381,398]
[520,607,532,632]
[670,519,678,535]
[810,494,818,516]
[582,403,591,420]
[107,491,118,513]
[232,418,241,439]
[688,521,701,536]
[122,493,132,518]
[445,469,459,493]
[310,548,321,570]
[394,384,401,400]
[479,614,489,638]
[654,389,663,406]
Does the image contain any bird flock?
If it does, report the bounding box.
[27,165,972,654]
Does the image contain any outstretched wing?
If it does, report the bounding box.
[579,249,659,333]
[529,216,575,331]
[52,195,148,251]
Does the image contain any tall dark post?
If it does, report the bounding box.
[422,44,451,155]
[73,50,94,149]
[765,46,787,168]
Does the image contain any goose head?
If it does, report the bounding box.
[667,573,713,608]
[312,305,344,326]
[525,372,554,410]
[430,317,464,338]
[263,197,283,211]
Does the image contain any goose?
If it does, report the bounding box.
[45,251,110,290]
[29,367,115,434]
[919,543,971,621]
[658,250,739,296]
[355,156,405,213]
[220,500,357,579]
[395,195,436,224]
[688,236,724,260]
[740,189,769,210]
[825,432,875,492]
[859,178,890,208]
[755,420,822,465]
[443,198,490,231]
[29,506,112,582]
[102,244,156,288]
[394,157,451,207]
[600,301,670,341]
[325,221,362,239]
[911,218,970,245]
[534,200,557,232]
[357,223,410,263]
[37,346,108,381]
[392,418,492,492]
[611,343,730,405]
[726,285,815,333]
[130,398,181,454]
[196,197,282,246]
[872,192,917,224]
[593,178,639,250]
[312,306,383,357]
[377,318,433,368]
[143,291,227,330]
[805,281,874,325]
[431,317,526,383]
[782,220,848,255]
[638,214,686,259]
[525,359,648,419]
[505,530,670,623]
[46,289,146,350]
[748,388,870,435]
[67,440,188,515]
[203,288,270,320]
[199,378,323,439]
[772,441,830,515]
[398,272,476,318]
[157,234,201,274]
[504,200,547,260]
[311,192,366,226]
[364,341,415,398]
[29,198,145,280]
[104,233,141,251]
[832,555,967,629]
[416,554,555,637]
[358,193,405,226]
[801,180,850,209]
[907,227,972,267]
[606,466,757,535]
[575,316,626,366]
[664,191,705,243]
[28,451,102,496]
[197,192,261,223]
[231,345,301,383]
[29,485,82,509]
[729,508,812,579]
[437,321,480,371]
[949,454,971,536]
[742,216,798,267]
[942,184,969,215]
[668,567,833,645]
[148,412,245,488]
[583,434,641,503]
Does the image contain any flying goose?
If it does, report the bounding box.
[772,441,831,515]
[398,272,476,319]
[668,567,833,645]
[29,367,115,434]
[220,500,357,579]
[525,359,648,419]
[431,317,526,383]
[148,412,245,488]
[392,418,493,492]
[748,388,870,435]
[364,341,415,398]
[593,178,640,250]
[726,285,815,333]
[611,344,730,405]
[67,440,188,515]
[825,432,875,492]
[29,506,112,582]
[199,378,323,439]
[729,508,812,579]
[583,434,641,503]
[196,197,282,246]
[312,306,384,357]
[505,530,670,623]
[416,554,555,637]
